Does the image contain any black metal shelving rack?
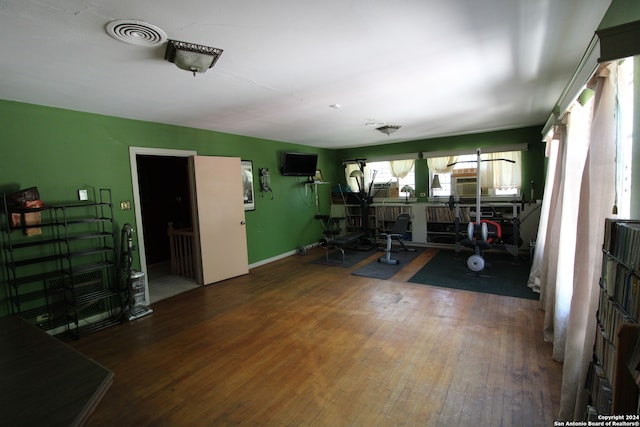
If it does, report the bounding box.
[1,189,122,337]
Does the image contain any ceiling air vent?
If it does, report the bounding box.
[105,20,167,47]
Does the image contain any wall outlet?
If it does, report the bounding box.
[419,192,426,197]
[120,201,132,210]
[78,189,88,201]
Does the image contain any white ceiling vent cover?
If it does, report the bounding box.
[106,20,167,47]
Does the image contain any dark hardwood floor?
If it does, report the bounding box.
[68,247,562,426]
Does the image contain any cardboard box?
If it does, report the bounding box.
[11,212,42,236]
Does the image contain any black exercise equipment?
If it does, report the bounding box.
[447,149,520,274]
[378,213,415,265]
[461,219,501,276]
[323,231,367,263]
[340,158,377,250]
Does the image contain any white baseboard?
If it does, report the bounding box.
[249,241,321,269]
[249,250,297,269]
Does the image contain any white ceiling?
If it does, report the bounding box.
[0,0,611,149]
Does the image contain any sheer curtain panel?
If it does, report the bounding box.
[560,65,617,420]
[389,159,414,179]
[531,64,617,420]
[426,156,457,174]
[479,151,522,190]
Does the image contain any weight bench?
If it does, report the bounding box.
[324,231,366,263]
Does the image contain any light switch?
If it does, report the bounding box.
[120,201,132,210]
[78,189,88,201]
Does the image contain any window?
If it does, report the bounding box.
[359,159,415,199]
[616,58,634,218]
[428,150,522,198]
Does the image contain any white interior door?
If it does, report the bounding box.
[189,156,249,285]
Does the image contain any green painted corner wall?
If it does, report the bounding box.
[0,100,547,317]
[599,0,640,29]
[0,100,344,316]
[0,100,344,260]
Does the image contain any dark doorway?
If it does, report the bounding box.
[136,155,192,265]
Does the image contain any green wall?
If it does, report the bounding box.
[0,100,546,318]
[0,100,344,316]
[598,0,640,216]
[0,100,343,263]
[599,0,640,29]
[336,126,546,202]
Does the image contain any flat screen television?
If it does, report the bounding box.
[280,152,318,176]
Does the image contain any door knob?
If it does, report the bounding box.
[240,221,246,225]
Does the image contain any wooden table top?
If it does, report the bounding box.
[0,316,113,427]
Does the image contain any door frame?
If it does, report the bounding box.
[129,147,198,303]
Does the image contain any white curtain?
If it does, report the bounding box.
[545,100,592,360]
[389,159,414,179]
[528,132,560,293]
[479,151,522,190]
[427,156,457,174]
[531,64,617,420]
[560,65,617,420]
[537,123,568,346]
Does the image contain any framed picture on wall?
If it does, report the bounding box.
[241,160,255,211]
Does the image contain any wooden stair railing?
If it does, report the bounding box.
[167,223,196,279]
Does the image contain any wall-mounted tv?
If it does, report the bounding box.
[280,152,318,176]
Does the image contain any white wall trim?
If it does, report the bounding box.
[343,144,527,164]
[248,240,322,269]
[556,35,600,119]
[249,250,298,269]
[128,147,197,304]
[421,143,529,159]
[541,35,600,138]
[363,152,422,162]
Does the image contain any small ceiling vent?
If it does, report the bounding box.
[106,20,167,47]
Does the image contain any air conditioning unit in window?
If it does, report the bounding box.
[453,177,478,197]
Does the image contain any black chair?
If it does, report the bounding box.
[378,213,415,265]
